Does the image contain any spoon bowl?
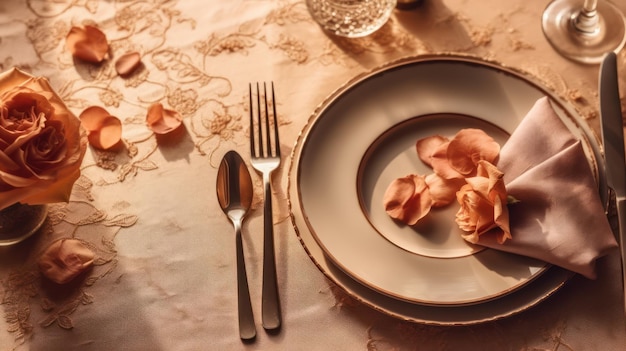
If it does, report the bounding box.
[217,150,256,341]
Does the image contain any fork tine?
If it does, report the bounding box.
[256,82,263,157]
[263,82,271,158]
[248,83,256,158]
[270,82,280,158]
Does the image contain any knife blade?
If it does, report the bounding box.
[600,52,626,311]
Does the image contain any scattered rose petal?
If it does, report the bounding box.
[38,239,95,284]
[65,25,109,63]
[383,174,432,225]
[447,128,500,176]
[146,103,183,134]
[78,106,110,131]
[79,107,122,150]
[416,135,448,167]
[424,173,466,207]
[428,142,462,179]
[115,52,141,76]
[425,129,500,180]
[88,116,122,150]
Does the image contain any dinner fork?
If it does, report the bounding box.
[249,82,282,331]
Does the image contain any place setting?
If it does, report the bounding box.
[279,0,626,332]
[287,53,622,325]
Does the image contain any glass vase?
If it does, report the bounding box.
[0,203,48,246]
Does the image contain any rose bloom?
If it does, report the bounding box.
[0,68,87,210]
[455,160,511,244]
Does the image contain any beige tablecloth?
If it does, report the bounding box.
[0,0,625,350]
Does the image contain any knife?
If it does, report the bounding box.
[600,52,626,311]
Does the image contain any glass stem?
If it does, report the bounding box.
[573,0,599,34]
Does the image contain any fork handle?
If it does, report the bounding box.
[261,175,282,330]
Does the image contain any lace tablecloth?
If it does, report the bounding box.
[1,0,625,350]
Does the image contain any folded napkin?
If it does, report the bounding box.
[477,97,617,279]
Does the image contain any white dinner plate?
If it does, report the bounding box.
[288,54,604,324]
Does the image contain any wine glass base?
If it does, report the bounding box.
[542,0,626,64]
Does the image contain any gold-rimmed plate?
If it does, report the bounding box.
[288,55,603,323]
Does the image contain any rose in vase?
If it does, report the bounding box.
[0,68,87,211]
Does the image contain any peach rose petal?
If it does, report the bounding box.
[447,129,500,176]
[429,142,464,180]
[492,196,511,244]
[66,25,109,63]
[38,239,95,284]
[79,106,110,132]
[416,135,449,167]
[79,106,123,150]
[115,52,141,76]
[476,160,511,243]
[146,103,183,134]
[424,173,466,207]
[383,174,432,225]
[384,176,416,218]
[88,116,122,150]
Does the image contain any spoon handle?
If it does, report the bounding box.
[235,223,256,340]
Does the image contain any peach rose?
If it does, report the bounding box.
[0,68,87,210]
[455,160,511,244]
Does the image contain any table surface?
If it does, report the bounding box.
[0,0,625,350]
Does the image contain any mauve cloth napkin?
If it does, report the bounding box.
[477,97,618,279]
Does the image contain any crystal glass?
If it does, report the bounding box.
[306,0,397,38]
[542,0,626,64]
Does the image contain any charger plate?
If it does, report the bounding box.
[288,54,603,324]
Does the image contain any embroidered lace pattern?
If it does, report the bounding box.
[0,0,618,350]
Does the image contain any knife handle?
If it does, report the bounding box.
[615,198,626,315]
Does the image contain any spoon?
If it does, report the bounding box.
[216,150,256,341]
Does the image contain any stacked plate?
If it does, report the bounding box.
[288,55,603,325]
